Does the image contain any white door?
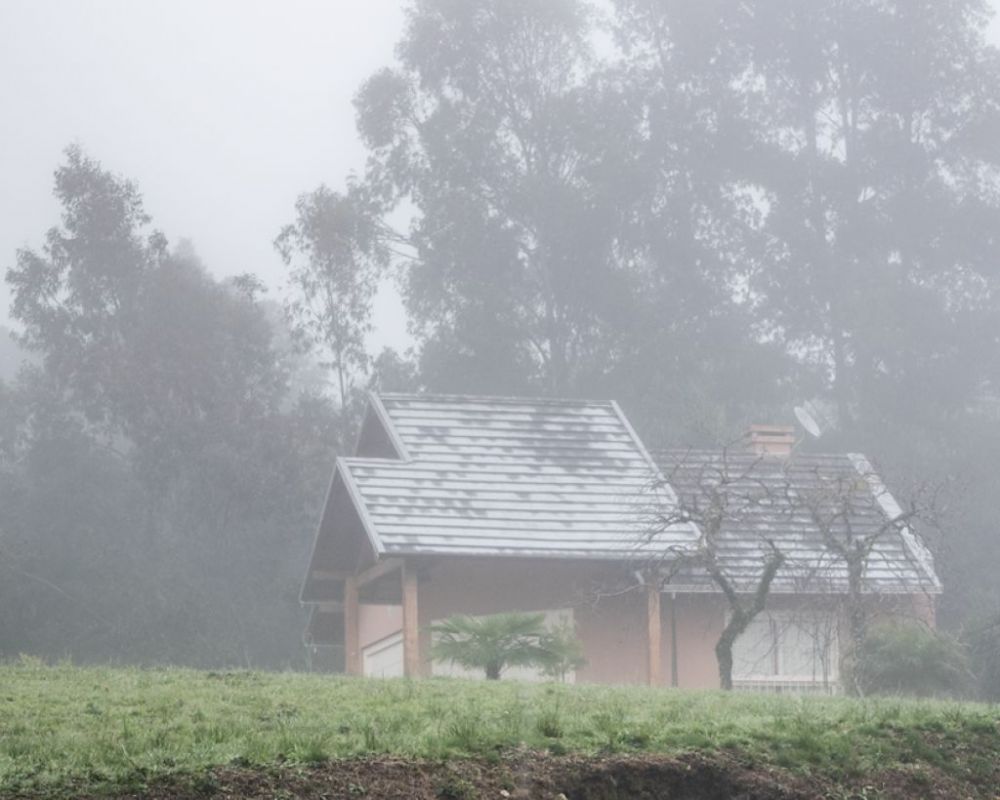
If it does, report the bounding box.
[362,632,404,678]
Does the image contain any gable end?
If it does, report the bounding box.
[354,392,410,460]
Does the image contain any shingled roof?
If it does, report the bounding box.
[655,449,941,594]
[323,393,699,561]
[303,393,940,601]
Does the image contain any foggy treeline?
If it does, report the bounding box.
[2,0,1000,672]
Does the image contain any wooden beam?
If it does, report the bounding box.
[302,583,342,603]
[354,557,404,589]
[343,576,361,676]
[669,592,679,687]
[311,569,349,581]
[646,581,662,687]
[402,564,421,678]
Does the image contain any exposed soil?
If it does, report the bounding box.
[31,749,995,800]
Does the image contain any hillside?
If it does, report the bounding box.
[2,662,999,799]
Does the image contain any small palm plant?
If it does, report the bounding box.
[430,612,584,680]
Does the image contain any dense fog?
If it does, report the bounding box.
[2,0,1000,699]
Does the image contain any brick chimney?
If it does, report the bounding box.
[744,424,795,457]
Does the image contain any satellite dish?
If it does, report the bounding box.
[794,404,822,437]
[794,398,837,438]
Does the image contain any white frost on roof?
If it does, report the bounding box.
[656,449,941,594]
[847,453,942,593]
[339,393,699,560]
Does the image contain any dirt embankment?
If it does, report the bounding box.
[59,750,993,800]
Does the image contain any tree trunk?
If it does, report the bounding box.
[709,550,785,691]
[844,557,868,696]
[486,663,501,680]
[715,631,737,691]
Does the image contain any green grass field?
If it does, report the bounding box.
[2,659,1000,797]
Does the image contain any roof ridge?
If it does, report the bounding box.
[655,448,856,459]
[377,391,615,407]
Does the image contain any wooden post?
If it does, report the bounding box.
[669,592,679,687]
[402,564,421,678]
[646,581,662,687]
[343,576,361,676]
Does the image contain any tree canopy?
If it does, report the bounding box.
[2,149,340,666]
[322,0,1000,628]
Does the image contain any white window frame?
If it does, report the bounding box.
[731,608,839,692]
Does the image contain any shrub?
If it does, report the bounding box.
[853,621,971,698]
[966,613,1000,701]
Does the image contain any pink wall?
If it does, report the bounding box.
[389,557,725,687]
[353,555,936,689]
[359,604,403,649]
[413,557,632,682]
[663,594,725,689]
[575,589,649,685]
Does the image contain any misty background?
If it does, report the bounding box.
[3,0,1000,690]
[0,0,411,355]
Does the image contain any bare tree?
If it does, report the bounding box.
[642,448,939,694]
[646,448,788,691]
[796,456,940,694]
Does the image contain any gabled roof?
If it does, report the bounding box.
[656,449,941,594]
[303,392,940,597]
[332,393,699,560]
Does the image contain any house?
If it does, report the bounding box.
[301,393,940,691]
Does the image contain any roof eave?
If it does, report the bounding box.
[298,458,387,604]
[660,582,943,596]
[298,458,342,605]
[376,538,698,562]
[847,453,943,592]
[337,457,388,560]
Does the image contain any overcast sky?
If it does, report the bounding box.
[0,0,408,350]
[2,0,1000,353]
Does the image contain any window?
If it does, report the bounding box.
[732,609,838,692]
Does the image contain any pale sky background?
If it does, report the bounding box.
[0,0,409,351]
[2,0,1000,354]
